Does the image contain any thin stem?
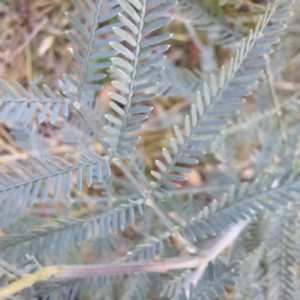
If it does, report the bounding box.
[0,256,200,299]
[147,200,175,232]
[0,221,248,299]
[113,158,148,200]
[172,220,249,299]
[56,256,200,279]
[129,157,149,187]
[0,259,24,278]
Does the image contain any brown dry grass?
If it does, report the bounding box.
[0,0,72,89]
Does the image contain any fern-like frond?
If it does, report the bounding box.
[179,258,240,300]
[151,0,293,199]
[177,0,242,47]
[0,80,68,125]
[180,170,299,242]
[0,153,109,215]
[251,129,284,176]
[8,122,45,155]
[125,233,166,262]
[211,91,300,172]
[0,210,26,231]
[56,116,94,151]
[160,270,190,298]
[266,207,297,300]
[156,64,204,100]
[233,251,266,300]
[120,273,149,300]
[0,198,144,260]
[104,0,176,158]
[1,0,300,298]
[66,0,122,103]
[236,218,265,259]
[215,90,300,140]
